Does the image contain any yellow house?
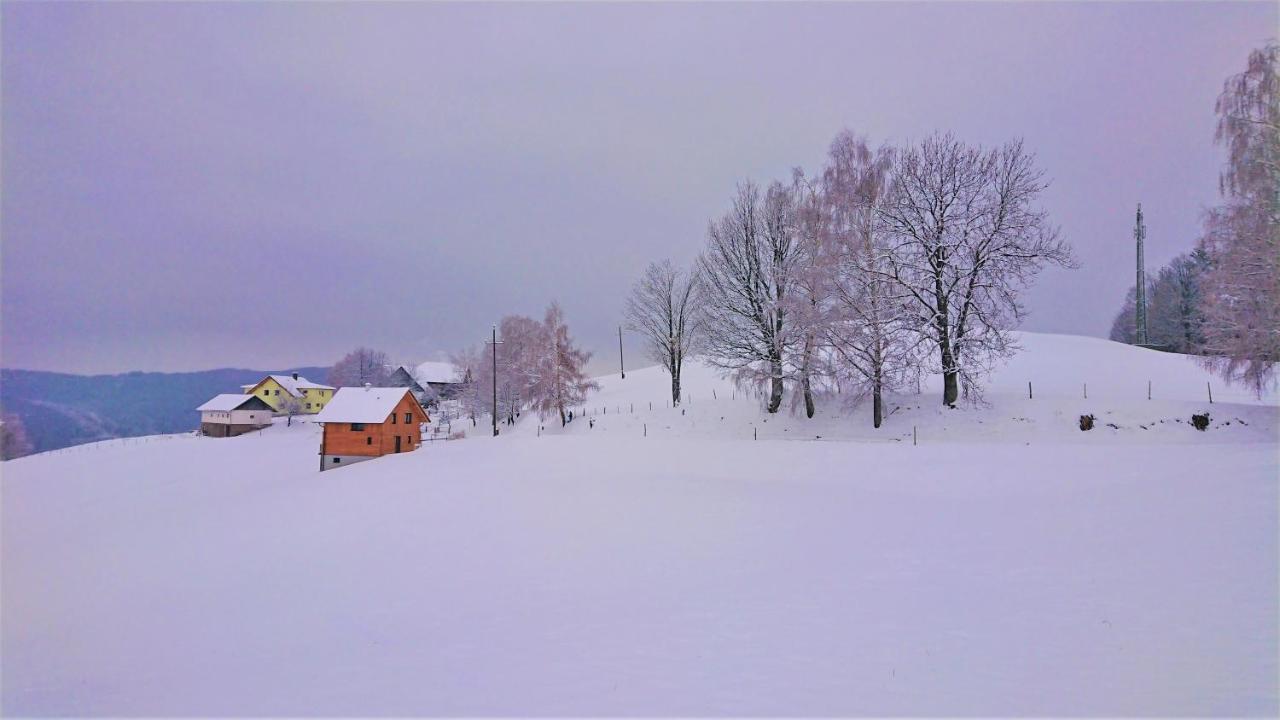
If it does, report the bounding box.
[241,373,336,414]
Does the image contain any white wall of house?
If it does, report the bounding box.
[201,409,272,426]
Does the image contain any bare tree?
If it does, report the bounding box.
[449,346,484,426]
[878,134,1073,406]
[1,413,34,460]
[625,260,703,406]
[497,314,546,424]
[1197,43,1280,395]
[527,302,599,426]
[278,394,304,426]
[699,181,802,413]
[819,132,921,427]
[785,169,832,418]
[327,347,393,388]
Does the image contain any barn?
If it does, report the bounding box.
[197,394,275,437]
[314,386,430,471]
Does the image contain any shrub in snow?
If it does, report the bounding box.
[1079,414,1095,431]
[1191,413,1211,431]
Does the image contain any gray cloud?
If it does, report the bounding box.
[2,2,1274,373]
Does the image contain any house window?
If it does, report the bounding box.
[275,389,280,396]
[262,389,268,397]
[306,403,312,409]
[406,435,412,445]
[351,423,365,431]
[303,389,309,395]
[366,437,372,445]
[333,457,341,464]
[405,412,412,424]
[391,413,397,425]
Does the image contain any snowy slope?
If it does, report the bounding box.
[2,333,1276,716]
[510,332,1277,445]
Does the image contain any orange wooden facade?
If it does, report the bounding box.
[321,392,429,458]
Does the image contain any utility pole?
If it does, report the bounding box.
[1135,203,1148,346]
[618,326,625,379]
[486,325,503,437]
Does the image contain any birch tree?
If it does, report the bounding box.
[527,302,598,425]
[448,346,483,426]
[1197,43,1280,394]
[879,134,1073,406]
[785,169,833,418]
[625,260,703,406]
[820,132,920,427]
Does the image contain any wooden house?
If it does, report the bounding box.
[197,394,275,437]
[314,386,430,471]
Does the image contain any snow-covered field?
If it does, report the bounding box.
[2,333,1276,715]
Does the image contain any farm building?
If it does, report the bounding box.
[241,373,335,414]
[413,361,466,400]
[388,366,437,408]
[197,394,275,437]
[314,386,430,471]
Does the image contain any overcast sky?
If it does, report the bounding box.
[2,2,1274,375]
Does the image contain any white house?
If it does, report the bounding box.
[197,394,275,437]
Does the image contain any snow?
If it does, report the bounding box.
[195,393,266,412]
[413,360,460,384]
[313,387,417,424]
[2,333,1276,715]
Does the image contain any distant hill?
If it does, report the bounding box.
[0,367,330,455]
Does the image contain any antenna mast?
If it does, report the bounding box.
[1135,203,1148,346]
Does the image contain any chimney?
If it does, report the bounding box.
[292,372,299,381]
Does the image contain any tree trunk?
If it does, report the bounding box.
[767,358,783,413]
[934,247,958,407]
[559,405,566,427]
[872,372,883,429]
[801,335,815,418]
[672,366,681,407]
[802,373,815,418]
[939,335,959,406]
[942,367,959,406]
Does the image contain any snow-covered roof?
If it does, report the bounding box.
[314,387,422,424]
[198,394,267,412]
[414,361,461,385]
[242,374,335,397]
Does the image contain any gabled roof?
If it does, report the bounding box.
[388,367,426,392]
[198,394,273,412]
[414,361,461,385]
[314,387,428,424]
[242,374,335,397]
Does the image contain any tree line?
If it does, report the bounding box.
[1109,43,1278,395]
[628,130,1074,427]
